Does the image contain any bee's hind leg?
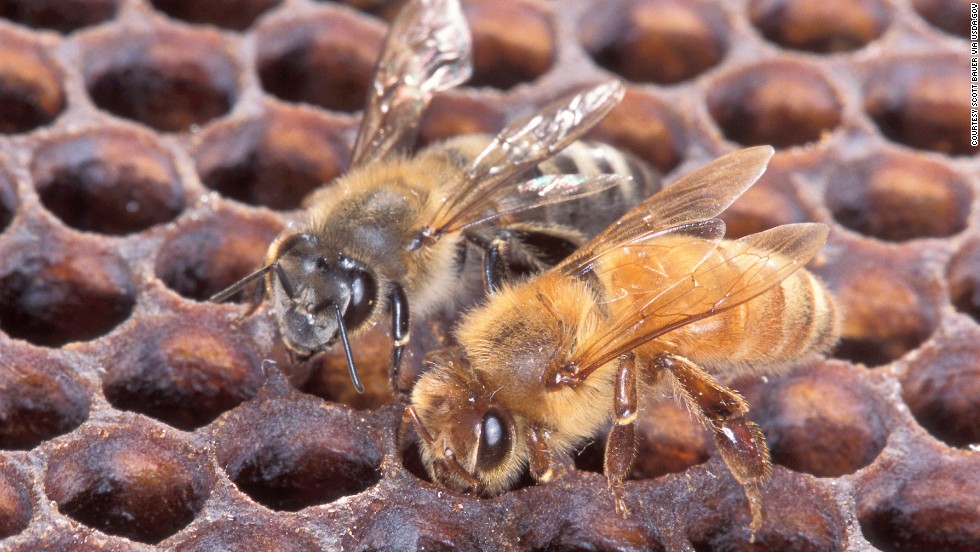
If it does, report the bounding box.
[605,353,638,517]
[653,352,772,538]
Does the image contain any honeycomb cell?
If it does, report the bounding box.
[170,519,321,551]
[150,0,282,31]
[858,454,980,552]
[901,320,980,447]
[912,0,973,39]
[194,106,351,210]
[0,28,65,133]
[743,361,887,477]
[0,348,89,450]
[708,61,842,148]
[301,325,399,410]
[0,167,16,235]
[0,460,31,539]
[815,242,939,366]
[417,93,506,147]
[154,210,282,302]
[8,531,144,552]
[342,500,506,551]
[31,128,184,235]
[462,0,554,90]
[511,484,665,552]
[0,233,136,347]
[103,313,262,430]
[749,0,891,53]
[687,468,845,551]
[82,27,238,132]
[256,9,383,113]
[864,56,973,156]
[588,88,686,174]
[0,0,116,33]
[719,154,810,238]
[948,239,980,323]
[579,0,727,85]
[398,431,433,486]
[44,426,211,544]
[827,150,971,242]
[215,394,382,511]
[303,304,461,408]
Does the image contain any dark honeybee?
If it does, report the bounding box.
[405,146,840,533]
[212,0,656,392]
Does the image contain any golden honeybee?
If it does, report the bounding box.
[212,0,657,393]
[405,146,840,532]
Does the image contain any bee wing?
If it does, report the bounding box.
[350,0,472,168]
[453,173,635,232]
[564,222,829,380]
[423,81,626,235]
[558,146,775,273]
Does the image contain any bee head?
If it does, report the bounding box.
[408,349,526,496]
[268,232,379,359]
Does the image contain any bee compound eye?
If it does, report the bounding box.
[276,232,315,258]
[341,267,378,331]
[477,409,511,471]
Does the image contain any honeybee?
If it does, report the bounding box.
[211,0,657,393]
[405,146,840,533]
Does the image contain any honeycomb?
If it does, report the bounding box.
[0,0,977,550]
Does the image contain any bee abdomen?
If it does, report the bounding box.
[540,141,656,184]
[531,141,661,237]
[731,271,839,370]
[790,271,839,357]
[674,270,839,376]
[436,135,661,239]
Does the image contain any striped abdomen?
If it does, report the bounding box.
[437,135,660,237]
[532,140,661,237]
[654,268,839,378]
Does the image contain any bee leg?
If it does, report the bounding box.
[388,284,410,390]
[240,278,266,319]
[482,241,508,295]
[654,353,772,537]
[464,229,510,295]
[401,405,434,448]
[605,353,638,517]
[500,221,585,268]
[528,426,573,484]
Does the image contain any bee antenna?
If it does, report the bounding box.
[333,304,364,393]
[210,263,274,303]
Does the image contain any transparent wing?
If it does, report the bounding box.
[350,0,472,167]
[558,146,775,274]
[451,173,632,232]
[563,222,829,379]
[422,80,625,236]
